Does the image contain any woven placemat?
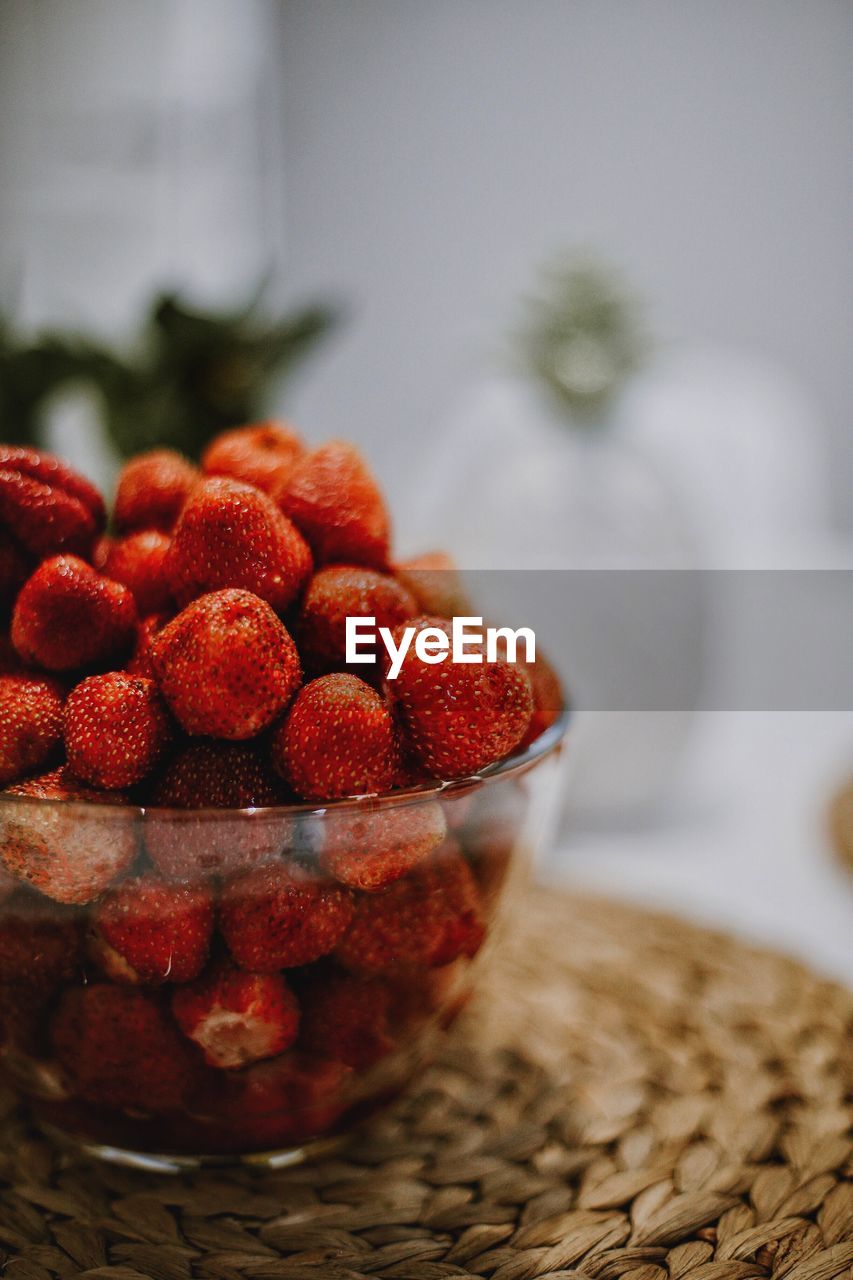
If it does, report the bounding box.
[0,888,850,1280]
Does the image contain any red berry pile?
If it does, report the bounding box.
[0,424,562,1156]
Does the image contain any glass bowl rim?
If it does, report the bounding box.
[0,707,570,821]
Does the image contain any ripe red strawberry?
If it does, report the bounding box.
[51,984,199,1111]
[89,875,214,985]
[322,800,446,891]
[152,589,302,739]
[113,448,198,533]
[144,740,286,880]
[11,555,137,673]
[459,779,527,908]
[165,476,312,612]
[336,845,485,975]
[209,1051,351,1150]
[385,616,533,777]
[125,612,170,678]
[273,673,399,800]
[172,963,300,1069]
[388,958,469,1030]
[0,446,105,560]
[0,766,136,903]
[0,892,81,992]
[221,862,354,971]
[299,969,393,1069]
[0,673,65,786]
[0,535,32,614]
[517,650,564,746]
[64,672,172,789]
[201,420,305,495]
[0,866,15,901]
[277,441,390,569]
[298,564,416,676]
[0,984,50,1055]
[394,551,471,618]
[0,892,80,1055]
[152,740,284,809]
[99,529,173,615]
[0,633,24,675]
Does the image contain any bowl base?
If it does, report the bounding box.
[39,1122,347,1174]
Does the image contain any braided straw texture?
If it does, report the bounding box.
[830,778,853,872]
[0,888,850,1280]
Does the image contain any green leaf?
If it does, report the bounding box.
[0,285,340,459]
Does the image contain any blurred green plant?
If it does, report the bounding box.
[0,288,338,458]
[517,253,646,426]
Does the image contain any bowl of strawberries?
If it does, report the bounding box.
[0,426,566,1169]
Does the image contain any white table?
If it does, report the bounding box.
[545,710,853,985]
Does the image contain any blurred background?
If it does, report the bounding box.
[0,0,851,978]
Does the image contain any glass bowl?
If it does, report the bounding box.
[0,711,567,1171]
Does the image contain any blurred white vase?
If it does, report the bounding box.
[404,373,700,822]
[408,376,694,571]
[623,342,831,569]
[403,344,831,823]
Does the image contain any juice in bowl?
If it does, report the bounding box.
[0,429,567,1169]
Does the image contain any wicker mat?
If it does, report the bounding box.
[0,888,850,1280]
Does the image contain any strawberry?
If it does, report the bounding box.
[51,984,199,1111]
[201,420,305,495]
[336,845,484,975]
[0,673,65,786]
[277,441,390,569]
[211,1051,351,1150]
[488,630,563,747]
[0,983,52,1055]
[125,612,170,679]
[221,862,354,971]
[0,535,32,614]
[0,893,79,1055]
[394,551,471,618]
[144,740,287,880]
[64,672,172,789]
[299,968,393,1069]
[298,564,416,676]
[273,673,399,800]
[0,634,25,675]
[165,476,312,612]
[322,800,446,891]
[388,959,469,1030]
[99,529,173,615]
[0,892,81,992]
[11,555,137,673]
[172,963,300,1069]
[0,767,136,903]
[151,739,284,809]
[150,740,283,810]
[385,616,533,777]
[113,448,198,533]
[89,875,214,984]
[518,650,564,746]
[152,589,302,739]
[460,779,527,908]
[91,533,113,571]
[0,446,105,560]
[0,865,16,901]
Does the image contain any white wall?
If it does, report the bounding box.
[0,0,283,335]
[277,0,853,525]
